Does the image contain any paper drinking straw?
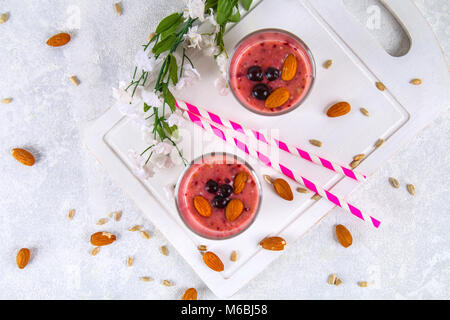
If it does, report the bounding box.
[177,102,380,228]
[177,101,366,182]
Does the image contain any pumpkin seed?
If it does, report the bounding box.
[323,59,333,69]
[309,139,322,147]
[360,108,370,117]
[296,187,309,194]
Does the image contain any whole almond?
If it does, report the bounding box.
[90,231,116,246]
[265,87,290,109]
[46,32,71,47]
[203,251,224,272]
[260,236,286,251]
[16,248,31,269]
[182,288,198,300]
[193,195,212,217]
[225,199,244,222]
[273,178,293,201]
[326,102,351,118]
[335,224,353,248]
[281,54,298,81]
[11,148,35,166]
[233,171,248,194]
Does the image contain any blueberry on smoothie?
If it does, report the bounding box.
[218,184,233,198]
[205,180,219,193]
[252,84,270,100]
[212,195,229,209]
[247,66,263,81]
[265,67,280,81]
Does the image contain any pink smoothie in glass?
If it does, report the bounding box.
[229,29,315,115]
[176,154,260,239]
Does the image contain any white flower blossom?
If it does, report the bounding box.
[135,49,161,73]
[153,154,175,169]
[176,64,201,90]
[183,0,205,22]
[214,75,230,96]
[216,52,228,76]
[205,9,220,33]
[183,25,203,49]
[128,150,155,180]
[153,141,174,155]
[202,34,219,57]
[167,110,185,127]
[141,90,163,108]
[112,81,133,104]
[163,184,176,199]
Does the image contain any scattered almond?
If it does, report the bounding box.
[225,199,244,221]
[16,248,30,269]
[407,184,416,195]
[0,13,9,24]
[263,174,274,185]
[182,288,198,300]
[335,278,343,286]
[328,274,337,285]
[46,32,71,47]
[162,280,174,287]
[296,187,309,194]
[127,256,133,266]
[128,225,142,232]
[11,148,35,166]
[281,54,298,81]
[335,224,353,248]
[353,154,365,161]
[360,107,370,117]
[140,276,153,282]
[70,76,80,86]
[68,209,76,220]
[197,245,207,251]
[309,139,322,147]
[160,245,169,256]
[259,236,286,251]
[359,281,368,287]
[1,97,12,104]
[90,247,100,256]
[230,250,238,262]
[114,3,122,16]
[96,218,108,225]
[265,87,290,109]
[202,251,224,272]
[233,171,248,194]
[273,178,293,201]
[350,159,361,169]
[410,78,422,85]
[374,138,384,148]
[193,195,212,217]
[90,231,116,246]
[141,231,151,239]
[375,81,386,91]
[389,177,400,189]
[323,59,333,69]
[326,101,351,118]
[311,194,321,201]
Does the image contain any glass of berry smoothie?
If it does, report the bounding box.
[228,29,315,116]
[174,153,262,240]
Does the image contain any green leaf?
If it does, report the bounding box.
[228,9,240,22]
[216,0,236,25]
[143,103,151,112]
[155,13,182,34]
[168,54,178,85]
[152,34,177,55]
[160,19,182,40]
[163,86,176,112]
[205,0,219,11]
[240,0,252,10]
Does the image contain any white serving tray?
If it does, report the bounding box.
[83,0,449,298]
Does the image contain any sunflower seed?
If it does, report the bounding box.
[410,78,422,85]
[161,245,169,256]
[389,177,400,189]
[68,209,75,220]
[296,187,309,194]
[360,108,370,117]
[230,250,238,262]
[148,32,155,42]
[91,247,100,256]
[0,13,8,24]
[374,138,384,148]
[162,280,174,287]
[141,231,150,239]
[70,76,80,86]
[335,278,343,286]
[1,97,12,104]
[323,60,333,69]
[311,194,321,201]
[353,154,365,161]
[127,256,133,267]
[309,139,322,147]
[263,174,274,185]
[350,160,361,169]
[376,81,386,91]
[197,245,207,251]
[114,211,122,221]
[140,276,153,282]
[328,274,337,285]
[358,281,369,287]
[128,225,142,231]
[407,184,416,195]
[96,218,108,225]
[114,3,122,15]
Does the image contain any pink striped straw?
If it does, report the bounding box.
[177,101,366,182]
[177,101,380,228]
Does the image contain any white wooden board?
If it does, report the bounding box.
[83,0,449,298]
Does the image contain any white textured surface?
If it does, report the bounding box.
[0,0,449,299]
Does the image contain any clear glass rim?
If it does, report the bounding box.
[227,28,316,116]
[174,152,263,240]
